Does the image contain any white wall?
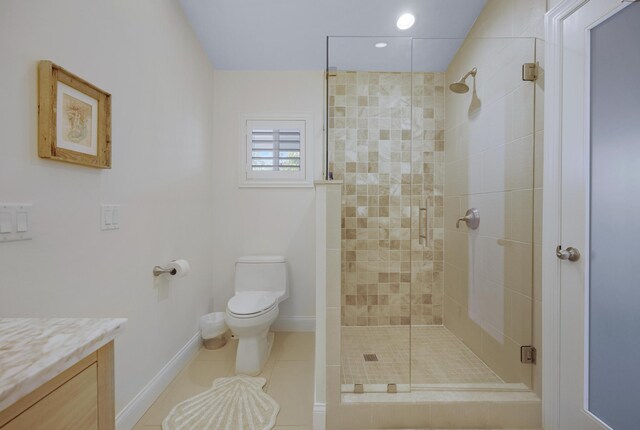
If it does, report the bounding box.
[548,0,564,10]
[0,0,215,415]
[212,71,324,330]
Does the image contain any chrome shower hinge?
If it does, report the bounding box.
[522,63,538,82]
[521,345,537,364]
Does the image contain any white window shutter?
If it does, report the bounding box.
[250,128,301,172]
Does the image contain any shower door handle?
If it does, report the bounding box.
[419,206,429,245]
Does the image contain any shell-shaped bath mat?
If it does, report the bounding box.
[162,376,279,430]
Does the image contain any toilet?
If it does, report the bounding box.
[225,256,289,375]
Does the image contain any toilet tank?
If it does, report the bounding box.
[234,256,289,301]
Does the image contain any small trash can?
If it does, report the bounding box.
[199,312,228,350]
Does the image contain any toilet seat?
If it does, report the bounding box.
[227,292,278,318]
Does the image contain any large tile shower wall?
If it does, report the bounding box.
[443,36,536,388]
[328,71,445,327]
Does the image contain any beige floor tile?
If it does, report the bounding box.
[134,332,315,428]
[171,359,234,397]
[274,331,315,361]
[194,338,238,361]
[267,360,315,426]
[135,387,179,426]
[137,359,233,426]
[272,427,313,430]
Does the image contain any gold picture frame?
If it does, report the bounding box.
[38,60,111,168]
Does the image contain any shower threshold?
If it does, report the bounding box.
[341,383,411,393]
[341,385,539,405]
[341,382,529,394]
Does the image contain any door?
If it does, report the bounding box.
[559,0,640,429]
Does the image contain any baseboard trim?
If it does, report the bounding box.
[272,316,316,332]
[116,332,201,430]
[313,402,326,430]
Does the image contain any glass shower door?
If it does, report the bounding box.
[328,36,413,393]
[330,35,539,395]
[411,37,538,390]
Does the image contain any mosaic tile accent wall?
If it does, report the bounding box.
[327,71,445,326]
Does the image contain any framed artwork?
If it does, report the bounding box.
[38,60,111,168]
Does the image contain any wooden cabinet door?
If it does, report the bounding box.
[3,363,98,430]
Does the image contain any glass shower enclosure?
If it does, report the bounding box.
[327,36,539,394]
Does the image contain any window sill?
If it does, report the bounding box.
[238,180,315,189]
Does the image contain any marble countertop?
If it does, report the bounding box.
[0,318,126,411]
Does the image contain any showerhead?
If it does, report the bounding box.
[449,82,470,94]
[449,67,477,94]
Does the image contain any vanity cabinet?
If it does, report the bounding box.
[0,342,114,430]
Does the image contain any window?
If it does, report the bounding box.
[250,125,301,172]
[240,117,312,187]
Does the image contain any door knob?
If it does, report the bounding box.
[556,245,580,262]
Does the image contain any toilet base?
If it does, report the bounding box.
[235,331,274,376]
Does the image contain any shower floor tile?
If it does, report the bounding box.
[341,326,411,385]
[341,325,503,385]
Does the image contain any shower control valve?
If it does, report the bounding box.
[456,208,480,230]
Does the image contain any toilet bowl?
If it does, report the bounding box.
[224,256,288,376]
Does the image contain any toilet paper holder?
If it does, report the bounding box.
[153,259,190,278]
[153,266,177,277]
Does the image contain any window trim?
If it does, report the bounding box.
[238,114,314,188]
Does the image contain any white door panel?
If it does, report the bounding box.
[558,0,640,429]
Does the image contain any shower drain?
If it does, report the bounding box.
[363,353,378,362]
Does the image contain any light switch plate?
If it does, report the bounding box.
[0,212,11,234]
[16,212,28,232]
[0,204,33,243]
[101,204,120,231]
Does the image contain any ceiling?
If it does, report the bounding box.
[179,0,487,71]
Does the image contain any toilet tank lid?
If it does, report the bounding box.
[237,255,286,263]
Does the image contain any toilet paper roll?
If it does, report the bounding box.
[167,259,190,278]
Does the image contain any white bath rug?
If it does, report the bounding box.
[162,376,279,430]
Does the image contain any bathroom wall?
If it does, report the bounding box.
[211,71,324,330]
[0,0,215,416]
[548,0,564,10]
[328,71,445,327]
[443,0,545,391]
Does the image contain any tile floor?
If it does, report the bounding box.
[341,326,503,385]
[133,332,315,430]
[341,326,411,385]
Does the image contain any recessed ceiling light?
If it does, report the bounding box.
[375,42,388,48]
[396,13,415,30]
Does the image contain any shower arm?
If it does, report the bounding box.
[459,67,477,82]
